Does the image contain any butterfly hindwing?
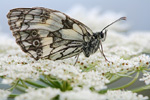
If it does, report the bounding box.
[7,7,93,60]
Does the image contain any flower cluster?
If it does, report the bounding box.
[15,87,148,100]
[140,72,150,85]
[0,51,40,84]
[106,90,148,100]
[15,87,60,100]
[0,89,11,100]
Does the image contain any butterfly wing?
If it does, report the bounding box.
[7,7,93,60]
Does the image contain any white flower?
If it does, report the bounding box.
[104,31,150,56]
[0,56,39,84]
[83,53,150,75]
[0,89,11,100]
[45,64,81,80]
[25,87,36,92]
[1,79,13,84]
[72,70,108,91]
[15,87,60,100]
[128,32,150,54]
[140,72,150,85]
[60,87,106,100]
[106,90,148,100]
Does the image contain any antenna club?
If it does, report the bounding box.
[120,17,127,20]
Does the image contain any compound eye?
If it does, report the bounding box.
[101,30,107,42]
[101,32,104,38]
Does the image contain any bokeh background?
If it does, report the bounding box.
[0,0,150,35]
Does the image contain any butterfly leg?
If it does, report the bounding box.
[99,41,109,62]
[74,54,80,66]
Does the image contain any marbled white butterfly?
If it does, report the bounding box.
[7,7,126,64]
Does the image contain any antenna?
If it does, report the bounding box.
[102,17,126,31]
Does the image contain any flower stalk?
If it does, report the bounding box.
[25,79,46,88]
[111,71,140,90]
[131,85,150,93]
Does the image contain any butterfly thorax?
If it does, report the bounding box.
[82,34,100,57]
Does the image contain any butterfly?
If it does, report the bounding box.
[7,7,126,64]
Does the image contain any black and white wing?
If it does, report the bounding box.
[7,7,93,60]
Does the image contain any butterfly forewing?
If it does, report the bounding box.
[7,7,93,60]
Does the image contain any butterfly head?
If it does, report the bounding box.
[98,29,107,42]
[97,17,126,42]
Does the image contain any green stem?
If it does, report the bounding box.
[107,71,135,85]
[39,78,54,87]
[145,68,150,71]
[108,75,113,80]
[8,94,19,98]
[16,85,26,92]
[131,85,150,93]
[46,76,61,88]
[66,81,72,90]
[106,75,122,85]
[105,74,111,79]
[25,80,46,88]
[8,80,20,91]
[62,81,66,91]
[111,71,140,90]
[21,80,28,88]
